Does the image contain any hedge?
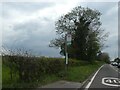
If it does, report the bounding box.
[2,56,83,82]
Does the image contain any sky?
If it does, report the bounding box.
[0,0,119,60]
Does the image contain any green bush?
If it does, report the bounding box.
[2,56,82,83]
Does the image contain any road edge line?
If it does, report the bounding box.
[85,64,104,88]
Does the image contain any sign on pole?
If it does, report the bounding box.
[67,34,71,45]
[65,33,72,65]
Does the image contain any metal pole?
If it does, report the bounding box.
[66,52,68,65]
[65,34,68,64]
[65,34,68,71]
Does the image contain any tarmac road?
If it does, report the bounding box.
[36,64,120,90]
[84,64,120,90]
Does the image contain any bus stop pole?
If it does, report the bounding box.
[65,34,68,71]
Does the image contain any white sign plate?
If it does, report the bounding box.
[67,34,71,45]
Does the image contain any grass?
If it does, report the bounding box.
[2,60,104,88]
[39,61,104,86]
[2,65,10,84]
[2,64,19,85]
[64,64,102,82]
[2,64,61,88]
[39,74,60,86]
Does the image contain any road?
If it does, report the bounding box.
[37,64,120,90]
[84,64,120,89]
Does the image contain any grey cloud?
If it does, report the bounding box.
[103,34,118,59]
[119,2,120,57]
[106,35,118,47]
[2,2,56,19]
[80,2,117,15]
[13,21,41,32]
[3,17,60,57]
[3,2,55,12]
[2,2,119,58]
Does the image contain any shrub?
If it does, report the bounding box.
[3,56,83,83]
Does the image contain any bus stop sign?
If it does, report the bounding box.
[67,34,71,45]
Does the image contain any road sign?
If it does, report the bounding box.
[67,34,71,45]
[65,33,72,66]
[102,77,120,87]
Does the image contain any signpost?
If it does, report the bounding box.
[65,33,71,65]
[64,32,72,74]
[67,34,72,45]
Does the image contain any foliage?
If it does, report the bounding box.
[97,52,110,63]
[2,55,82,84]
[49,6,108,61]
[2,47,105,88]
[64,62,103,82]
[2,56,104,88]
[3,56,59,82]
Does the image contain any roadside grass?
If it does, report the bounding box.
[64,63,103,83]
[2,64,10,84]
[35,63,104,86]
[39,61,104,86]
[2,64,19,85]
[2,60,104,88]
[39,74,60,86]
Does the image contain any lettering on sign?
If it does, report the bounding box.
[102,77,120,87]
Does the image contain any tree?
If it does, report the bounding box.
[97,52,110,63]
[49,6,108,61]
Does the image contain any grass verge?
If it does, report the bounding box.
[2,61,104,88]
[64,63,103,83]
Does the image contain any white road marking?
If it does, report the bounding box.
[102,77,120,87]
[106,79,109,83]
[109,79,112,83]
[113,80,117,83]
[85,65,104,88]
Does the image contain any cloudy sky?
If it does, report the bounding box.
[0,0,119,59]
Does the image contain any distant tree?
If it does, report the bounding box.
[49,6,108,61]
[97,52,110,63]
